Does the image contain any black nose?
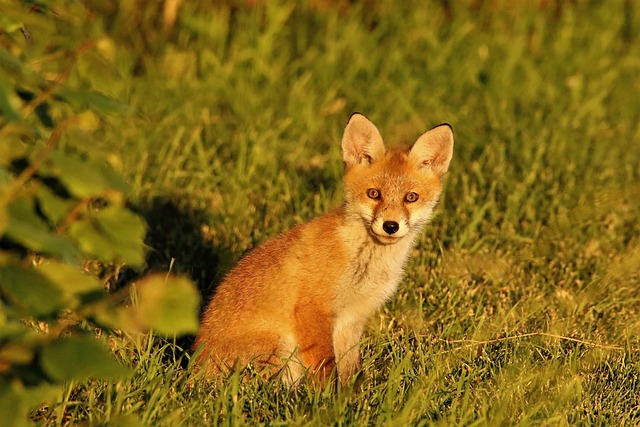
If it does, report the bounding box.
[382,221,399,235]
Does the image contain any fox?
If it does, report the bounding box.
[193,113,454,385]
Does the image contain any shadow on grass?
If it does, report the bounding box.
[130,197,234,358]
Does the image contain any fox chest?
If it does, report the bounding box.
[333,240,413,319]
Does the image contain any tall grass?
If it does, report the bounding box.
[31,0,639,425]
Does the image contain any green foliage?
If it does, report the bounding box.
[40,336,130,382]
[0,2,200,426]
[2,0,638,425]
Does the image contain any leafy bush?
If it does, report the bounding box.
[0,4,199,425]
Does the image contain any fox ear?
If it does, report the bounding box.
[409,124,454,176]
[341,113,385,168]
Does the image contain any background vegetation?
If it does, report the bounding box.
[1,0,639,425]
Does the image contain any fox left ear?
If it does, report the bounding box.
[341,113,386,169]
[409,124,454,177]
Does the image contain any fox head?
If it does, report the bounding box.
[341,113,454,245]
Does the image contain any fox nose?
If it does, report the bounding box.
[382,221,399,235]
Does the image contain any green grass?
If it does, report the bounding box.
[23,0,640,425]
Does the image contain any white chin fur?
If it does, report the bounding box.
[370,232,404,245]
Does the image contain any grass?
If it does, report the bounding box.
[22,0,640,425]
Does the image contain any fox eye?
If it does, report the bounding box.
[405,192,419,203]
[367,188,381,199]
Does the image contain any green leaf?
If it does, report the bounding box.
[0,199,7,237]
[106,415,150,427]
[0,165,14,184]
[68,207,146,267]
[90,302,127,331]
[0,322,28,343]
[0,264,64,317]
[0,139,27,167]
[134,274,200,336]
[0,381,61,427]
[57,88,130,113]
[36,185,75,226]
[40,335,131,382]
[38,261,103,300]
[98,274,200,335]
[0,79,20,123]
[39,151,130,199]
[94,206,146,247]
[68,219,118,262]
[92,160,131,194]
[0,46,24,75]
[0,383,23,427]
[3,198,81,264]
[0,341,34,366]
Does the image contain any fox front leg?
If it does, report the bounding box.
[333,320,364,384]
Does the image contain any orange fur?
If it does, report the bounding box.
[193,114,454,386]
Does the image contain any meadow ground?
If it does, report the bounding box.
[22,1,640,425]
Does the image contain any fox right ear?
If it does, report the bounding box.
[341,113,385,169]
[409,124,454,177]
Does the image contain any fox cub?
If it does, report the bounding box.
[194,113,454,385]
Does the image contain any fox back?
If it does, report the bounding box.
[194,113,454,385]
